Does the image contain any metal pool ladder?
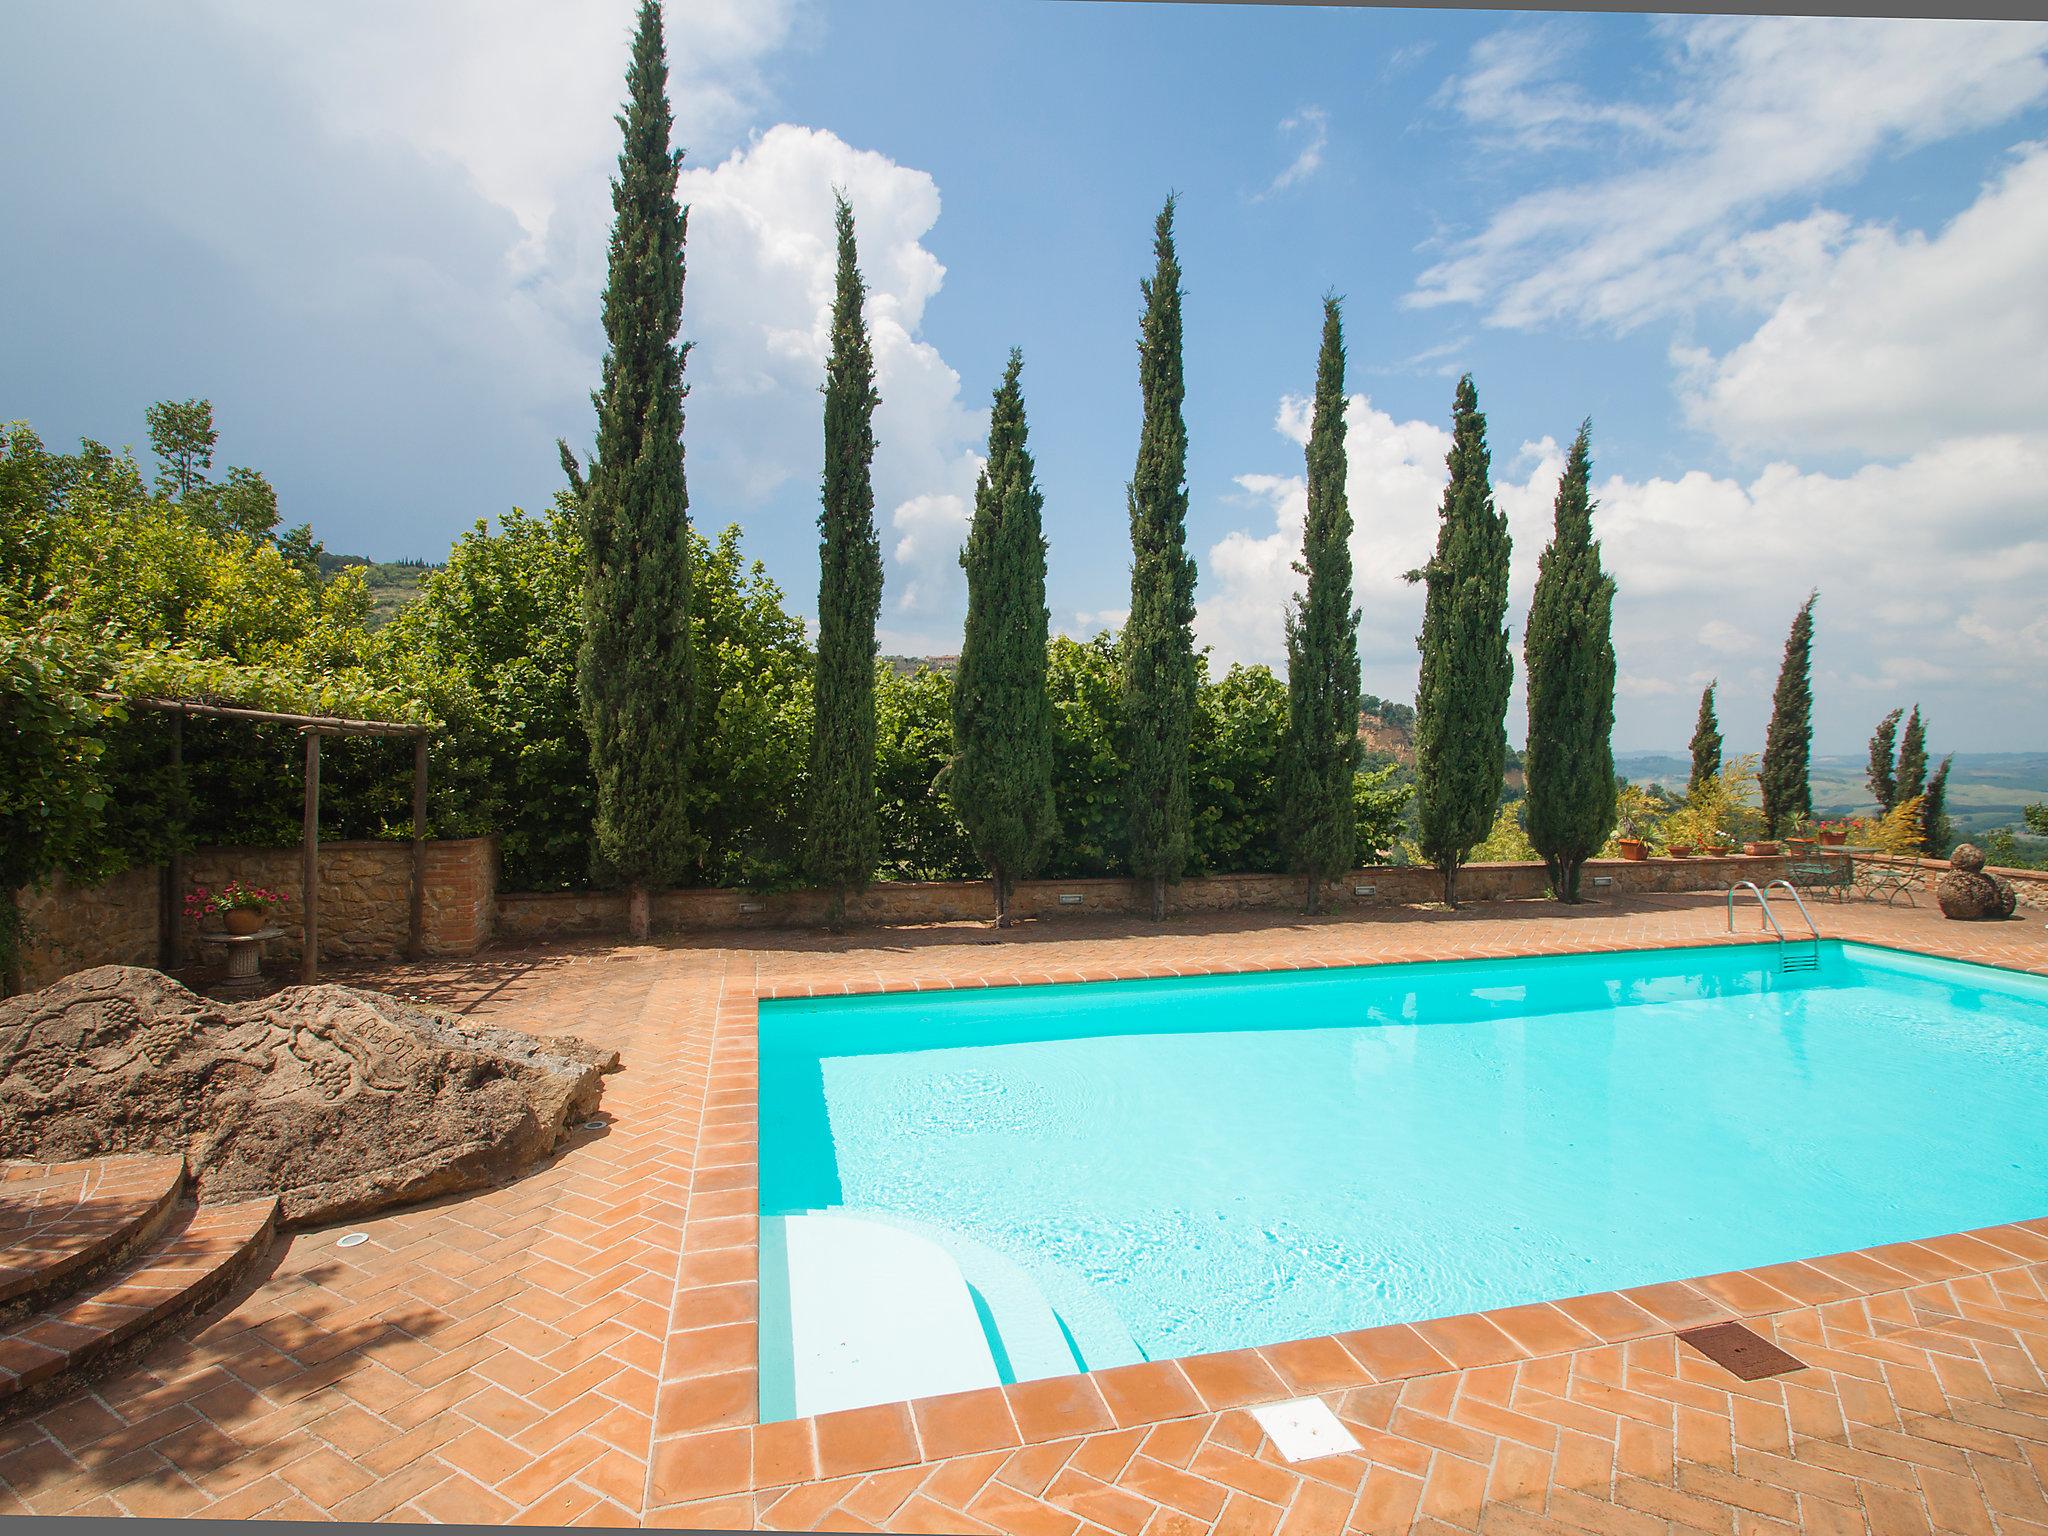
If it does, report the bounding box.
[1727,879,1821,972]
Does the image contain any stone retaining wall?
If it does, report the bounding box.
[16,836,497,988]
[492,853,1791,943]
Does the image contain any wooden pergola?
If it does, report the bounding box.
[108,695,437,984]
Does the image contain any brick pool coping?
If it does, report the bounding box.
[641,919,2048,1524]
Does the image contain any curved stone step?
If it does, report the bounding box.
[0,1156,187,1322]
[0,1195,278,1414]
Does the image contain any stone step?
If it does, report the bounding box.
[0,1194,279,1414]
[0,1155,188,1323]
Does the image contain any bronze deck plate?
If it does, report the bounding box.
[1677,1321,1808,1380]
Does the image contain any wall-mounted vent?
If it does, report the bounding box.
[1592,876,1614,888]
[1353,884,1376,897]
[1058,893,1084,906]
[739,902,765,914]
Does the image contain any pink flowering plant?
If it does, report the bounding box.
[183,880,291,921]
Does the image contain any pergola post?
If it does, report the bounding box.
[301,730,321,985]
[408,735,428,960]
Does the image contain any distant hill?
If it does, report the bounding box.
[317,553,437,626]
[883,654,958,677]
[1619,750,2048,836]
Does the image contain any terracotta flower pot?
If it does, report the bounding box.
[223,906,266,936]
[1744,842,1779,858]
[1615,838,1649,862]
[1708,843,1734,856]
[1668,845,1694,858]
[1818,830,1847,846]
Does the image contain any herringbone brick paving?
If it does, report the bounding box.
[0,892,2043,1531]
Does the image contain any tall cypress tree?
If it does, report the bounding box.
[951,350,1055,928]
[1921,754,1953,854]
[1122,196,1199,922]
[1689,682,1722,797]
[1895,705,1928,806]
[1279,296,1362,915]
[1523,421,1616,904]
[1759,592,1818,836]
[804,193,884,924]
[1407,375,1513,908]
[576,0,696,941]
[1866,708,1904,811]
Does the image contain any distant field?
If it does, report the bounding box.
[319,554,436,627]
[1618,751,2048,837]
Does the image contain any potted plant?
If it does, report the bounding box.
[185,880,290,936]
[1611,784,1657,861]
[1667,843,1695,858]
[1744,840,1779,857]
[1816,819,1848,846]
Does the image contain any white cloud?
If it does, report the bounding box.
[1680,141,2048,458]
[676,125,985,630]
[1258,107,1330,199]
[1201,396,2048,748]
[1410,17,2048,331]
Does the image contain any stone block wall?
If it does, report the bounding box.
[493,852,1791,942]
[15,836,498,988]
[17,867,162,992]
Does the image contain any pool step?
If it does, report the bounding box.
[765,1212,1003,1420]
[828,1207,1144,1379]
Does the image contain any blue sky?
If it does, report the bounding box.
[5,3,2046,753]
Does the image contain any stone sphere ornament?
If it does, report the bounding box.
[1935,844,2003,920]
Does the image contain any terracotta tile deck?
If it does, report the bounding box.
[2,893,2047,1532]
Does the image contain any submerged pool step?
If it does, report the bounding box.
[823,1207,1144,1381]
[763,1212,1002,1420]
[761,1209,1145,1421]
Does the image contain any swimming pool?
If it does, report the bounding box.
[757,940,2048,1421]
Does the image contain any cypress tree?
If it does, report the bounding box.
[576,0,696,940]
[951,350,1055,927]
[1895,705,1928,806]
[1523,421,1616,904]
[1866,708,1903,811]
[1407,374,1513,908]
[1921,754,1953,854]
[1122,196,1199,921]
[804,192,884,925]
[1689,682,1722,797]
[1279,296,1362,915]
[1759,592,1818,836]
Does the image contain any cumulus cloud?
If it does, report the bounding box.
[675,125,985,629]
[1199,397,2048,748]
[1410,17,2048,331]
[1678,141,2048,458]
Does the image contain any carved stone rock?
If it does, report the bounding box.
[0,966,620,1226]
[1949,842,1988,873]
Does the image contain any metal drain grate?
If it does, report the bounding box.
[1677,1321,1808,1380]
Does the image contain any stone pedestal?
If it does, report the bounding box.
[198,928,283,998]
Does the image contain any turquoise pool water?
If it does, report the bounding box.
[758,941,2048,1416]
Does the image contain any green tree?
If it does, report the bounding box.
[1192,661,1288,877]
[1759,592,1817,836]
[1895,705,1928,806]
[145,398,217,499]
[1865,707,1903,811]
[1122,196,1200,920]
[950,351,1055,924]
[1278,297,1362,913]
[1043,633,1126,879]
[574,0,699,938]
[1688,682,1722,797]
[877,665,977,883]
[1920,754,1954,855]
[1522,421,1617,903]
[1407,375,1512,907]
[804,193,884,923]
